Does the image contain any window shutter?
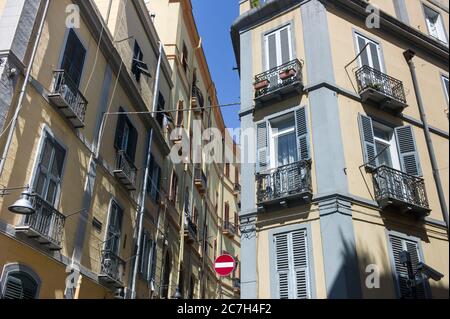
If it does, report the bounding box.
[295,107,310,161]
[126,124,138,163]
[368,42,381,71]
[394,126,421,176]
[140,232,147,275]
[61,29,86,88]
[3,276,23,299]
[257,121,268,171]
[114,108,126,150]
[357,36,370,67]
[280,27,290,64]
[358,114,376,169]
[154,166,161,202]
[267,33,277,70]
[274,233,290,299]
[292,230,309,299]
[390,236,426,299]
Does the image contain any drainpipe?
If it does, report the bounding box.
[151,41,163,114]
[130,128,154,299]
[403,49,449,235]
[0,0,51,178]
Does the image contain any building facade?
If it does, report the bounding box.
[232,0,448,299]
[0,0,240,299]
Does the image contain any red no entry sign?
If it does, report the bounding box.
[214,254,236,277]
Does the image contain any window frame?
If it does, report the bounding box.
[441,74,449,104]
[354,31,385,72]
[0,264,41,299]
[104,199,124,256]
[263,23,294,71]
[422,4,448,44]
[58,28,87,89]
[372,121,401,170]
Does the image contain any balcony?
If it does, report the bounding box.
[233,183,241,195]
[194,165,207,195]
[356,65,407,113]
[184,214,198,244]
[223,221,236,239]
[256,160,312,211]
[99,250,126,289]
[191,85,205,116]
[15,194,66,251]
[113,150,137,191]
[254,59,303,107]
[372,166,430,217]
[48,70,87,128]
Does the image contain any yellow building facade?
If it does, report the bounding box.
[232,0,448,299]
[0,0,240,299]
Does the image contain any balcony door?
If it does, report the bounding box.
[269,114,298,169]
[105,201,123,255]
[60,29,86,88]
[264,25,293,88]
[355,33,383,72]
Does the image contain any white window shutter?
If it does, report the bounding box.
[358,114,376,169]
[274,230,310,299]
[295,107,310,161]
[394,126,421,176]
[257,121,268,171]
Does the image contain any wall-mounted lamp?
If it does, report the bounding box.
[0,185,35,215]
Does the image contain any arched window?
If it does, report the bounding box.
[1,264,40,299]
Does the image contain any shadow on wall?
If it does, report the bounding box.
[328,225,448,299]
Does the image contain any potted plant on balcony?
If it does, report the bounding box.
[368,82,383,91]
[279,68,297,81]
[254,79,270,90]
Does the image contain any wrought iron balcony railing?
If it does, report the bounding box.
[48,70,88,128]
[194,165,207,194]
[355,65,407,112]
[233,278,241,292]
[191,84,205,114]
[223,221,236,238]
[256,160,312,206]
[254,59,303,103]
[114,150,137,191]
[372,165,430,216]
[184,214,198,243]
[15,194,66,250]
[100,250,126,287]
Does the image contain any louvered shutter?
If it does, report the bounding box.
[390,235,426,299]
[292,230,309,299]
[295,107,310,160]
[257,121,268,171]
[3,274,37,299]
[61,29,86,88]
[126,124,138,163]
[280,27,290,64]
[394,126,421,176]
[274,230,310,299]
[358,114,376,169]
[274,233,290,299]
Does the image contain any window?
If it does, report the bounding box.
[264,24,293,71]
[132,41,144,82]
[225,163,230,178]
[372,123,401,170]
[193,207,198,226]
[147,155,161,203]
[184,187,190,216]
[140,231,154,281]
[257,107,309,171]
[235,167,239,186]
[33,133,66,206]
[355,33,383,71]
[115,108,138,162]
[389,235,427,299]
[358,114,422,175]
[234,212,239,230]
[224,202,230,222]
[156,92,166,127]
[273,229,311,299]
[182,43,188,73]
[61,29,86,87]
[161,252,171,299]
[170,172,178,202]
[2,272,39,299]
[105,200,123,255]
[442,75,449,103]
[423,5,448,44]
[176,100,184,127]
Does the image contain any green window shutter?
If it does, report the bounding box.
[394,126,421,176]
[257,121,268,171]
[274,233,290,299]
[358,114,376,169]
[126,124,138,163]
[3,276,23,299]
[295,107,310,161]
[3,273,38,299]
[292,230,309,299]
[389,235,426,299]
[114,107,126,150]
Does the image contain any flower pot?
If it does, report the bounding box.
[279,68,296,80]
[254,79,269,90]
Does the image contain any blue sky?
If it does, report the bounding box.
[191,0,241,130]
